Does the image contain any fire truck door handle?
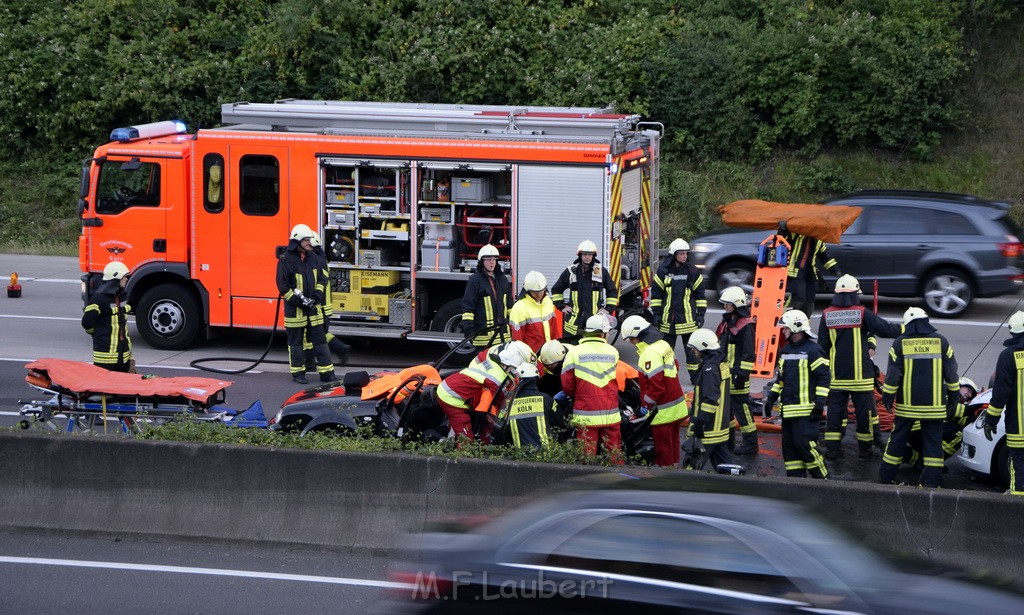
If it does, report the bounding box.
[81,218,103,227]
[153,239,167,253]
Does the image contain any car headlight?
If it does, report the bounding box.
[691,242,722,254]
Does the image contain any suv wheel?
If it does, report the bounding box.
[713,259,756,293]
[921,268,973,318]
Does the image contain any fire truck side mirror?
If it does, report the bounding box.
[275,245,286,259]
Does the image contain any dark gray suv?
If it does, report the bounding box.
[689,190,1024,317]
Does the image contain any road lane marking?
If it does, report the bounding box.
[0,357,262,373]
[0,315,81,322]
[0,556,412,589]
[19,278,81,284]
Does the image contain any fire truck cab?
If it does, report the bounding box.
[78,101,661,355]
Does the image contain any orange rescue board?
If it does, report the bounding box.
[751,234,790,378]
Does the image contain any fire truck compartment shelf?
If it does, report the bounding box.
[329,263,408,271]
[327,324,410,338]
[414,270,472,280]
[324,224,357,231]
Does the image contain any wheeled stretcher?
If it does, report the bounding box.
[18,358,238,434]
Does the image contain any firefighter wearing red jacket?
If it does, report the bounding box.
[436,341,535,442]
[621,315,688,467]
[509,271,560,353]
[715,286,758,455]
[561,315,621,461]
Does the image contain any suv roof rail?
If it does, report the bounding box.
[828,189,1010,211]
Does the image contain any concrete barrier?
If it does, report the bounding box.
[1,431,1021,580]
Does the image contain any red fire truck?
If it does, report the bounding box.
[78,100,661,353]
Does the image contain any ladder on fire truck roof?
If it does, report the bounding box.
[220,99,644,140]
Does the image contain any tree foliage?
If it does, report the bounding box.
[0,0,1017,166]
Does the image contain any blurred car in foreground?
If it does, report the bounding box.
[689,190,1024,318]
[959,389,1010,488]
[384,477,1024,614]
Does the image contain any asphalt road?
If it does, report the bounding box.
[3,253,1021,492]
[0,528,395,615]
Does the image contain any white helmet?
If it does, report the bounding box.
[515,363,539,379]
[309,231,322,248]
[497,340,535,368]
[539,340,568,365]
[102,261,130,281]
[576,239,598,255]
[668,238,690,254]
[1009,311,1024,334]
[835,274,861,294]
[779,309,811,333]
[584,314,611,333]
[903,307,928,326]
[719,286,748,307]
[523,270,547,292]
[478,244,499,259]
[688,328,720,351]
[620,315,650,339]
[959,377,978,395]
[290,223,315,241]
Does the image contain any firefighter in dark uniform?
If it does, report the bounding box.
[880,307,959,488]
[82,261,133,372]
[983,311,1024,496]
[818,275,901,459]
[304,232,350,370]
[460,244,512,351]
[782,225,841,318]
[904,377,978,467]
[686,329,733,469]
[551,239,618,342]
[277,224,335,385]
[651,238,707,381]
[764,310,831,479]
[715,286,758,455]
[495,363,558,449]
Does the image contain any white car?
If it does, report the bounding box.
[958,389,1010,488]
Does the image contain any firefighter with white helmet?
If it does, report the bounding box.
[551,239,618,342]
[715,286,759,454]
[537,339,571,397]
[780,223,842,318]
[492,362,558,449]
[685,328,733,469]
[82,261,134,372]
[509,270,560,353]
[459,244,512,350]
[561,314,622,461]
[763,310,830,479]
[651,238,707,382]
[277,223,335,385]
[981,311,1024,495]
[879,307,959,488]
[303,232,350,370]
[437,340,534,444]
[621,315,688,467]
[818,274,901,459]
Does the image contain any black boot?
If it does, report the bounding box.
[329,337,350,367]
[734,431,759,455]
[320,371,338,383]
[727,428,737,452]
[858,441,874,459]
[825,442,842,460]
[292,373,308,385]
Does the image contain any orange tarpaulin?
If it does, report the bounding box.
[717,200,862,244]
[25,358,231,403]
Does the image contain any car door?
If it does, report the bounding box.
[835,205,932,295]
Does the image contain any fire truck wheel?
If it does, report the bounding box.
[136,283,201,350]
[430,300,476,364]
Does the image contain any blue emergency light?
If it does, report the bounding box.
[109,121,187,143]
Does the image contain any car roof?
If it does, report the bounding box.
[825,190,1012,216]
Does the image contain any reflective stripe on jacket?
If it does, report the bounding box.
[882,331,958,420]
[691,348,731,444]
[561,337,620,426]
[636,339,688,425]
[769,337,831,418]
[650,255,706,335]
[818,305,901,392]
[551,260,618,335]
[509,295,558,353]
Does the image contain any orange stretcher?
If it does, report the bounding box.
[717,200,862,244]
[19,358,233,434]
[750,233,790,377]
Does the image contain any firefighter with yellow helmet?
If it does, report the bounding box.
[552,240,618,341]
[82,261,134,372]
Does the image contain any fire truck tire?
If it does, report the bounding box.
[430,300,476,362]
[136,283,201,350]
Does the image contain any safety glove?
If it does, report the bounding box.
[881,393,895,412]
[983,415,999,442]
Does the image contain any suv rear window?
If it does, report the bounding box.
[929,210,979,235]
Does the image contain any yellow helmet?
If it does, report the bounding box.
[290,223,314,241]
[523,270,547,292]
[687,328,720,351]
[102,261,130,281]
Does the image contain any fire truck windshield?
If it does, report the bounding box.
[95,159,161,214]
